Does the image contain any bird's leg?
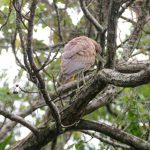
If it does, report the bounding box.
[81,71,86,85]
[77,71,86,90]
[77,73,80,90]
[76,71,86,93]
[76,73,83,93]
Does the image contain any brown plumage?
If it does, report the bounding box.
[61,36,101,83]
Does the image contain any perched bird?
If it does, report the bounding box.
[61,36,101,83]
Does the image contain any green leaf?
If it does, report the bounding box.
[1,0,10,6]
[75,140,84,150]
[0,87,19,104]
[138,94,145,101]
[66,143,75,149]
[0,133,13,150]
[38,3,46,11]
[73,132,81,140]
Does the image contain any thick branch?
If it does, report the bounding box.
[1,63,150,141]
[82,131,130,149]
[12,119,150,149]
[61,65,150,124]
[99,67,150,87]
[105,0,120,68]
[61,75,107,125]
[11,124,59,150]
[73,120,150,150]
[116,61,150,73]
[84,85,119,115]
[10,65,150,149]
[0,76,91,141]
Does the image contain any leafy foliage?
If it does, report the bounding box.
[0,133,13,150]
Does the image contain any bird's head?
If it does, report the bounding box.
[91,39,102,54]
[91,39,105,64]
[95,43,102,54]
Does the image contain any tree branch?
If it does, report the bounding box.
[79,0,104,32]
[1,61,150,141]
[11,29,26,70]
[0,100,44,141]
[61,74,107,125]
[120,15,136,24]
[84,85,119,115]
[99,67,150,87]
[14,0,31,73]
[12,119,150,149]
[123,1,149,59]
[118,0,135,17]
[105,0,120,68]
[73,120,150,150]
[0,108,39,137]
[0,0,12,30]
[61,64,150,124]
[26,0,62,131]
[116,61,150,73]
[53,0,63,41]
[82,131,130,149]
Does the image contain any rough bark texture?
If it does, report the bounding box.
[73,120,150,150]
[10,67,150,149]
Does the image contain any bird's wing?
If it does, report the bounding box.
[62,39,95,59]
[62,44,83,59]
[61,54,95,77]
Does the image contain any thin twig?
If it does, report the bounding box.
[12,0,28,29]
[79,0,104,32]
[14,0,31,74]
[52,75,64,107]
[0,0,12,30]
[37,47,60,73]
[11,29,26,70]
[0,108,39,137]
[120,16,136,24]
[123,1,149,60]
[18,85,39,94]
[117,38,129,49]
[118,0,135,17]
[53,0,63,41]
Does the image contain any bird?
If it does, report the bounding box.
[60,36,101,84]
